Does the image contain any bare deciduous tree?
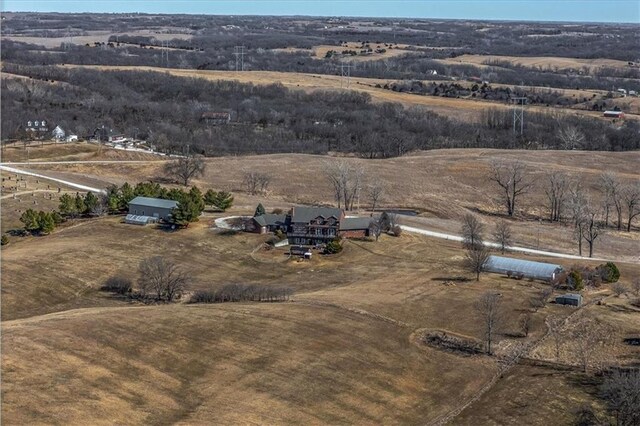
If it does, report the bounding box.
[622,183,640,232]
[138,256,189,302]
[569,182,588,256]
[370,217,382,242]
[493,219,512,254]
[367,181,385,212]
[474,291,503,355]
[464,246,490,281]
[545,171,568,222]
[572,316,615,373]
[530,287,553,312]
[599,172,623,229]
[489,161,532,217]
[461,213,485,250]
[547,315,565,360]
[164,154,206,186]
[520,313,532,337]
[583,207,603,258]
[611,282,627,297]
[558,125,586,150]
[325,160,365,211]
[631,278,640,298]
[601,368,640,426]
[243,171,272,195]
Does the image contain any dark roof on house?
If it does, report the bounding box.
[254,214,287,227]
[291,206,342,223]
[129,196,178,209]
[339,217,372,231]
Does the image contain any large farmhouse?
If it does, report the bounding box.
[252,206,371,245]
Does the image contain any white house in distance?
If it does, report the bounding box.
[52,126,65,141]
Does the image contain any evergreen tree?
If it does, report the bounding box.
[171,199,200,227]
[213,191,234,211]
[20,209,40,232]
[204,189,217,206]
[59,194,78,217]
[75,193,86,216]
[188,186,205,214]
[38,211,55,234]
[84,191,99,214]
[254,203,266,217]
[50,211,64,225]
[1,234,8,245]
[120,182,135,205]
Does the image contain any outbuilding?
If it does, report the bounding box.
[127,196,178,223]
[556,293,583,307]
[483,255,563,282]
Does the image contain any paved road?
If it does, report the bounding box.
[0,165,105,193]
[399,225,607,262]
[0,166,628,263]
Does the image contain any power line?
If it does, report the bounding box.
[340,61,352,89]
[510,97,527,135]
[233,45,246,71]
[161,40,170,68]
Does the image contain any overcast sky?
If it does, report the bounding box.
[2,1,639,23]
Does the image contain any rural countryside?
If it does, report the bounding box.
[0,1,639,425]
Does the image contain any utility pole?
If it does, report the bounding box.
[510,97,527,135]
[233,45,246,71]
[340,61,352,89]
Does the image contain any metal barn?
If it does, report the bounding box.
[483,255,563,281]
[556,293,583,307]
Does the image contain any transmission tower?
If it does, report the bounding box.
[233,45,246,71]
[510,97,527,135]
[161,40,170,67]
[340,61,352,89]
[64,26,73,50]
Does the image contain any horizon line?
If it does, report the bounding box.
[2,10,637,25]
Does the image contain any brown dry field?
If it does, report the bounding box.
[3,211,638,424]
[60,65,632,122]
[2,29,193,48]
[439,54,634,72]
[18,147,640,263]
[312,42,419,61]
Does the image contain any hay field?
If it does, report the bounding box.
[313,42,418,61]
[2,29,192,48]
[22,148,640,262]
[60,65,623,122]
[3,190,639,423]
[440,54,633,72]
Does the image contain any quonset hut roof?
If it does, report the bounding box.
[483,255,563,281]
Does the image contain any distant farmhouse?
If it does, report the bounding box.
[252,206,371,246]
[126,196,178,225]
[25,119,49,138]
[603,110,625,119]
[200,112,231,125]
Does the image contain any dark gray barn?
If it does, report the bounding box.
[127,196,178,223]
[555,293,583,307]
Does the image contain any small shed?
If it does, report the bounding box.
[556,293,583,307]
[128,196,178,222]
[483,255,563,281]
